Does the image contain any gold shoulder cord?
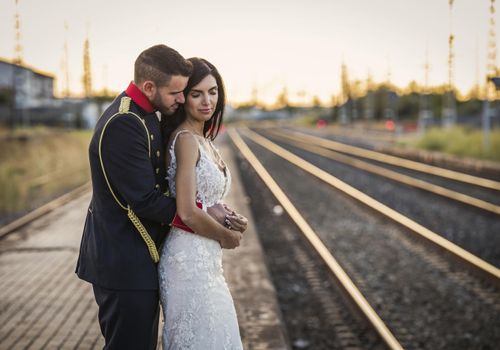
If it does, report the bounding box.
[98,96,159,263]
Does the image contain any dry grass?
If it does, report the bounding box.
[412,126,500,163]
[0,127,92,221]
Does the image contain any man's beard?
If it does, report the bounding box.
[152,93,177,116]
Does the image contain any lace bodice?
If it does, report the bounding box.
[166,130,231,208]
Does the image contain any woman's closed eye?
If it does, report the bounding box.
[191,90,217,98]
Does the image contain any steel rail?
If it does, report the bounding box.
[0,182,91,239]
[269,128,500,191]
[264,129,500,215]
[228,128,405,350]
[240,127,500,281]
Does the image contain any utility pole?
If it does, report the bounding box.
[102,64,109,96]
[62,22,70,98]
[419,46,433,134]
[251,84,258,107]
[384,59,397,122]
[474,40,482,99]
[364,70,374,120]
[443,0,457,127]
[483,0,498,151]
[339,60,350,124]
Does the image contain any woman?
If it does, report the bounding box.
[159,57,246,349]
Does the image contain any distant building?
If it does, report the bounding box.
[0,57,55,109]
[0,58,119,129]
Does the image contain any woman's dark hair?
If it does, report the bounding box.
[161,57,226,144]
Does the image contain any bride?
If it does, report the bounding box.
[159,57,247,349]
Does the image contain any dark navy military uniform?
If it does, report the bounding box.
[76,82,176,349]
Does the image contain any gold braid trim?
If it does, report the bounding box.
[98,96,158,263]
[128,206,160,263]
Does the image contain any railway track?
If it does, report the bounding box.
[2,128,498,349]
[0,182,91,240]
[253,127,500,269]
[265,128,500,213]
[287,126,500,182]
[228,127,500,350]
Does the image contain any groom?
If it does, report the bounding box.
[76,44,242,349]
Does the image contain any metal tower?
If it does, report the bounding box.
[11,0,28,127]
[384,58,397,122]
[419,46,433,134]
[474,40,481,99]
[486,0,498,96]
[101,64,109,96]
[251,84,258,107]
[443,0,457,127]
[13,0,23,64]
[339,60,350,124]
[82,36,92,98]
[60,22,71,97]
[364,70,375,119]
[424,47,431,91]
[482,0,499,150]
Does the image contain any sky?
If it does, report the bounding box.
[0,0,496,105]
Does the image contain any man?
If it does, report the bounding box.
[76,44,242,349]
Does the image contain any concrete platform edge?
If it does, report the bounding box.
[220,132,291,350]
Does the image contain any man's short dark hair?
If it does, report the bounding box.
[134,45,193,86]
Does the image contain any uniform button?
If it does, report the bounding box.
[156,168,160,174]
[155,184,160,189]
[156,150,160,157]
[150,134,154,140]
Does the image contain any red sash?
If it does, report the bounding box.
[170,201,203,233]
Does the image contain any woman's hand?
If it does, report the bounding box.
[219,229,242,249]
[223,204,248,233]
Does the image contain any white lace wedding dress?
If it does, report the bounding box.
[158,130,243,350]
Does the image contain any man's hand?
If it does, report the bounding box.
[207,203,227,226]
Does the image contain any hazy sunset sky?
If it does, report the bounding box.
[0,0,495,105]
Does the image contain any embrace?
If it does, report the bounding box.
[76,44,248,349]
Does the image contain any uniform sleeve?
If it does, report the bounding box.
[100,114,176,223]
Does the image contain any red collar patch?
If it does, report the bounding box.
[125,82,155,113]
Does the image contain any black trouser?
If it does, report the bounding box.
[92,284,159,350]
